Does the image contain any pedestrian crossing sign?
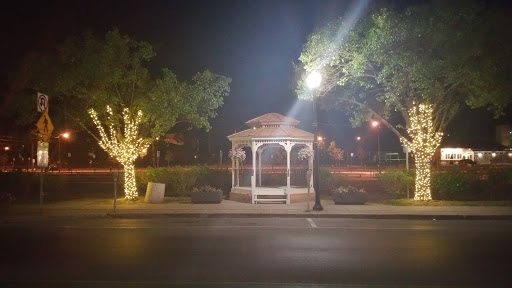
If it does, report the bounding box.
[36,111,54,142]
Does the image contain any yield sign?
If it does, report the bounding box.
[37,111,54,141]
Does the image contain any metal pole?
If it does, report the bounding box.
[31,141,34,171]
[406,147,410,198]
[312,97,323,211]
[39,168,43,214]
[377,126,380,173]
[113,172,118,214]
[58,137,61,166]
[306,170,312,212]
[152,142,155,167]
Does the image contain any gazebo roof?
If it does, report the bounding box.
[228,113,312,140]
[245,113,300,128]
[227,126,313,139]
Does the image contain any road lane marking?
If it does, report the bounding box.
[306,218,317,228]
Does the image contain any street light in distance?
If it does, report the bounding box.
[56,132,70,167]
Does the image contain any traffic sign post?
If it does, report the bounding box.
[36,111,54,142]
[37,93,49,113]
[37,141,49,168]
[36,92,50,214]
[36,141,49,215]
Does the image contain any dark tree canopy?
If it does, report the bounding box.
[5,28,231,140]
[298,0,511,140]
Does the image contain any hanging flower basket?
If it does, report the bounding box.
[298,147,314,160]
[229,147,246,162]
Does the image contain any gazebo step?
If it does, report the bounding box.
[253,188,288,204]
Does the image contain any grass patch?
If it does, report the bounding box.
[383,199,512,206]
[164,197,191,203]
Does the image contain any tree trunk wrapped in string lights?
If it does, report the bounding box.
[400,104,442,200]
[89,106,151,200]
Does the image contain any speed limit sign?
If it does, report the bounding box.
[37,92,48,112]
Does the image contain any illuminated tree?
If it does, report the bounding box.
[5,28,231,153]
[327,141,344,167]
[400,104,442,200]
[298,1,511,199]
[89,106,150,200]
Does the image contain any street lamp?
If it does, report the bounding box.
[56,132,70,166]
[372,121,380,173]
[306,71,324,211]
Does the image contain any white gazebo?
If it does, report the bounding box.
[227,113,315,204]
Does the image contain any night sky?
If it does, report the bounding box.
[1,0,510,154]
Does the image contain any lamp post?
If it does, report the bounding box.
[372,121,380,173]
[306,71,324,211]
[355,136,363,166]
[57,132,70,167]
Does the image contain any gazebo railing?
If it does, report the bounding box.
[235,167,308,188]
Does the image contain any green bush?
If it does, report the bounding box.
[319,168,348,193]
[139,166,209,197]
[377,169,415,198]
[195,168,231,195]
[431,169,481,200]
[0,171,39,201]
[486,167,512,200]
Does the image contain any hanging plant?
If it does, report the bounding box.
[298,147,314,160]
[228,147,246,162]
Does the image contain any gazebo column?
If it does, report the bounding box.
[257,147,263,187]
[235,159,239,187]
[231,145,235,188]
[286,143,291,190]
[251,142,257,190]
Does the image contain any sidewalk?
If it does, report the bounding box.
[2,198,512,222]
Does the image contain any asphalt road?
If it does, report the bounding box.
[1,217,512,287]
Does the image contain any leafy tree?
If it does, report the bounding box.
[327,141,344,167]
[298,1,511,200]
[6,29,231,199]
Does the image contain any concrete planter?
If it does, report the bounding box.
[191,190,223,204]
[332,192,367,205]
[145,182,165,204]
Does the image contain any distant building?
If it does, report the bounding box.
[440,148,475,165]
[496,125,511,148]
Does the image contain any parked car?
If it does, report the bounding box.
[458,159,476,167]
[48,163,60,171]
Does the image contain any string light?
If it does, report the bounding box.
[400,103,442,201]
[89,106,151,200]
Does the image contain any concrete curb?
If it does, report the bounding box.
[104,212,512,220]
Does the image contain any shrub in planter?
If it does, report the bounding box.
[191,185,223,204]
[319,168,348,193]
[195,168,231,196]
[332,185,367,204]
